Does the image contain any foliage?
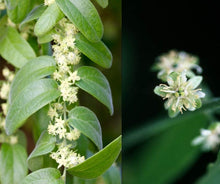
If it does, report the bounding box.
[0,0,121,184]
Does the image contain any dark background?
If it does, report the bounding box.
[123,0,220,183]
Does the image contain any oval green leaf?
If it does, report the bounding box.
[34,3,64,36]
[94,0,108,8]
[55,0,103,42]
[38,29,56,44]
[5,0,32,23]
[22,168,64,184]
[19,5,47,29]
[67,136,121,179]
[75,33,112,68]
[68,106,102,150]
[28,131,56,171]
[6,79,60,135]
[0,27,36,68]
[75,66,113,115]
[9,56,56,104]
[0,143,28,184]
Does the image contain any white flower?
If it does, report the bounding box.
[154,71,205,117]
[48,117,66,139]
[10,136,18,144]
[68,71,80,84]
[153,50,202,81]
[48,106,58,119]
[192,123,220,151]
[66,128,81,141]
[50,144,85,168]
[1,103,8,116]
[0,82,10,99]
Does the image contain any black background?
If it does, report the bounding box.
[123,0,220,183]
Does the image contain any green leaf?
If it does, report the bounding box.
[6,79,60,135]
[76,66,113,115]
[0,27,36,68]
[196,151,220,184]
[68,136,121,179]
[34,3,64,36]
[28,131,56,171]
[16,130,27,148]
[0,143,28,184]
[102,165,121,184]
[55,0,103,42]
[5,0,32,23]
[0,16,7,40]
[9,56,56,104]
[37,29,56,44]
[75,33,112,68]
[123,113,208,184]
[68,106,102,150]
[31,105,50,141]
[19,5,47,29]
[22,168,64,184]
[94,0,108,8]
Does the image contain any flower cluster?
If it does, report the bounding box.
[153,50,201,81]
[0,0,5,10]
[153,50,205,117]
[192,123,220,151]
[50,144,85,168]
[47,18,84,168]
[0,67,18,145]
[52,18,81,104]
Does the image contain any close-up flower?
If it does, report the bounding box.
[154,71,205,117]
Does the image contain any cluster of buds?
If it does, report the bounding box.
[153,50,205,117]
[192,123,220,151]
[47,18,84,168]
[152,50,202,81]
[0,67,18,145]
[0,0,5,10]
[50,144,85,168]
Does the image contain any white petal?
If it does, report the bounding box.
[197,91,205,98]
[191,136,205,146]
[187,76,203,89]
[200,129,211,136]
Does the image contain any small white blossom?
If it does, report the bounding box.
[0,82,10,99]
[48,106,58,119]
[154,71,205,117]
[10,136,18,144]
[48,117,66,139]
[50,144,85,168]
[1,103,8,116]
[66,128,81,141]
[192,123,220,151]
